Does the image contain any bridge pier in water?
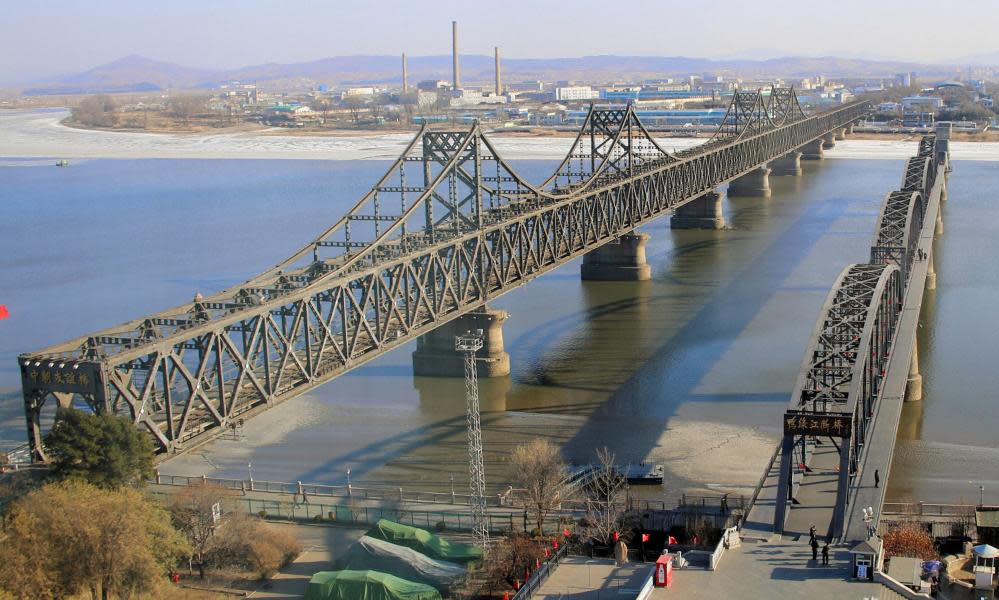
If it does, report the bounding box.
[935,209,944,236]
[580,232,652,280]
[906,341,923,402]
[926,253,937,290]
[821,131,837,149]
[411,308,511,378]
[670,191,726,229]
[728,167,771,197]
[770,151,802,176]
[834,127,847,141]
[801,138,824,160]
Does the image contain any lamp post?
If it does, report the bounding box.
[981,485,985,506]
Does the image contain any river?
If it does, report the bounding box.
[0,111,996,505]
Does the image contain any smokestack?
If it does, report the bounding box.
[494,46,502,95]
[452,20,461,89]
[402,52,408,94]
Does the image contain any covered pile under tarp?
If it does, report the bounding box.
[333,535,467,590]
[366,519,483,564]
[304,570,442,600]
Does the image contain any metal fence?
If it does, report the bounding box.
[512,543,569,600]
[882,502,976,517]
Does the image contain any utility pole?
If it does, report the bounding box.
[456,329,488,550]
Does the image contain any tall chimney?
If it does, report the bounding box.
[452,20,461,89]
[494,46,502,95]
[402,52,408,93]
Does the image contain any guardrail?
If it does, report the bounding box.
[512,543,569,600]
[740,441,780,530]
[881,503,976,517]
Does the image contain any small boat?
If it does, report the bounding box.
[55,160,69,167]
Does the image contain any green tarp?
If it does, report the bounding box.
[333,535,467,591]
[366,519,483,564]
[304,570,442,600]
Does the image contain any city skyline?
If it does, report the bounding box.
[3,0,999,84]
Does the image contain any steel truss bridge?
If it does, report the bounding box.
[774,134,941,538]
[18,88,868,461]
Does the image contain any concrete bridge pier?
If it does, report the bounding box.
[670,190,726,229]
[821,131,837,149]
[580,232,651,281]
[834,127,847,141]
[770,151,802,176]
[935,210,944,236]
[926,253,937,290]
[801,138,824,160]
[412,307,511,378]
[906,341,923,402]
[727,167,772,197]
[846,123,855,135]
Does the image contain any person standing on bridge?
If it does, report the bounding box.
[822,542,830,565]
[874,469,880,488]
[810,536,819,562]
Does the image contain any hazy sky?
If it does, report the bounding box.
[3,0,997,83]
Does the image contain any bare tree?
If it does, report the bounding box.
[168,94,207,126]
[168,482,238,578]
[72,95,118,127]
[343,96,366,124]
[511,439,568,535]
[583,447,629,546]
[310,97,331,124]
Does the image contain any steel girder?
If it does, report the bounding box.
[901,155,935,197]
[18,90,869,460]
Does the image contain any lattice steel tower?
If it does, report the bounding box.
[456,329,488,550]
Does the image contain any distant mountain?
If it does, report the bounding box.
[18,53,960,95]
[955,51,999,66]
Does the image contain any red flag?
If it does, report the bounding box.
[668,536,678,545]
[613,531,619,542]
[552,539,559,549]
[0,305,8,320]
[641,533,650,543]
[563,528,571,538]
[536,558,541,569]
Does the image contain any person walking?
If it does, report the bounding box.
[822,543,830,565]
[874,469,880,488]
[809,524,816,544]
[810,536,819,562]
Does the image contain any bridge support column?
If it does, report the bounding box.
[835,127,847,141]
[925,253,936,290]
[770,151,802,176]
[412,308,510,378]
[773,434,795,534]
[935,210,944,237]
[580,232,651,281]
[728,167,771,197]
[822,131,836,149]
[906,340,923,402]
[846,123,855,135]
[801,138,824,160]
[670,191,726,229]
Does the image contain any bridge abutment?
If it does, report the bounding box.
[727,167,772,197]
[801,138,824,160]
[906,341,923,402]
[670,191,726,229]
[770,151,802,176]
[412,307,511,378]
[580,232,652,281]
[821,131,837,149]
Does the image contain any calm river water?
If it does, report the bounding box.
[0,155,995,504]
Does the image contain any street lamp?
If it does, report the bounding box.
[347,468,351,486]
[248,462,253,481]
[981,485,986,506]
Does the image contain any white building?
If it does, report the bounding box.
[555,86,597,101]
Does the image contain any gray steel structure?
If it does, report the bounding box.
[17,88,868,461]
[774,134,940,539]
[456,331,488,549]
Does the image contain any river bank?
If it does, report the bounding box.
[5,108,999,161]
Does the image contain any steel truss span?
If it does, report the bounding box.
[17,88,868,460]
[775,133,940,538]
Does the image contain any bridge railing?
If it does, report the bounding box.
[882,502,976,517]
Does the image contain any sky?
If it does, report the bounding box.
[2,0,998,84]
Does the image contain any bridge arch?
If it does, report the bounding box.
[870,190,925,283]
[775,262,903,537]
[901,155,934,198]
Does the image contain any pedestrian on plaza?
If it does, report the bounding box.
[810,537,819,561]
[874,469,880,488]
[822,543,830,565]
[809,524,816,543]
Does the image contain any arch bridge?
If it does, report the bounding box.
[18,87,868,460]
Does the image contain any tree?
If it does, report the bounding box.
[311,97,331,124]
[484,532,545,590]
[44,408,155,489]
[168,94,207,126]
[0,480,189,600]
[344,96,366,124]
[72,95,118,128]
[511,439,568,535]
[206,513,301,579]
[582,447,630,547]
[883,522,937,560]
[169,482,238,578]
